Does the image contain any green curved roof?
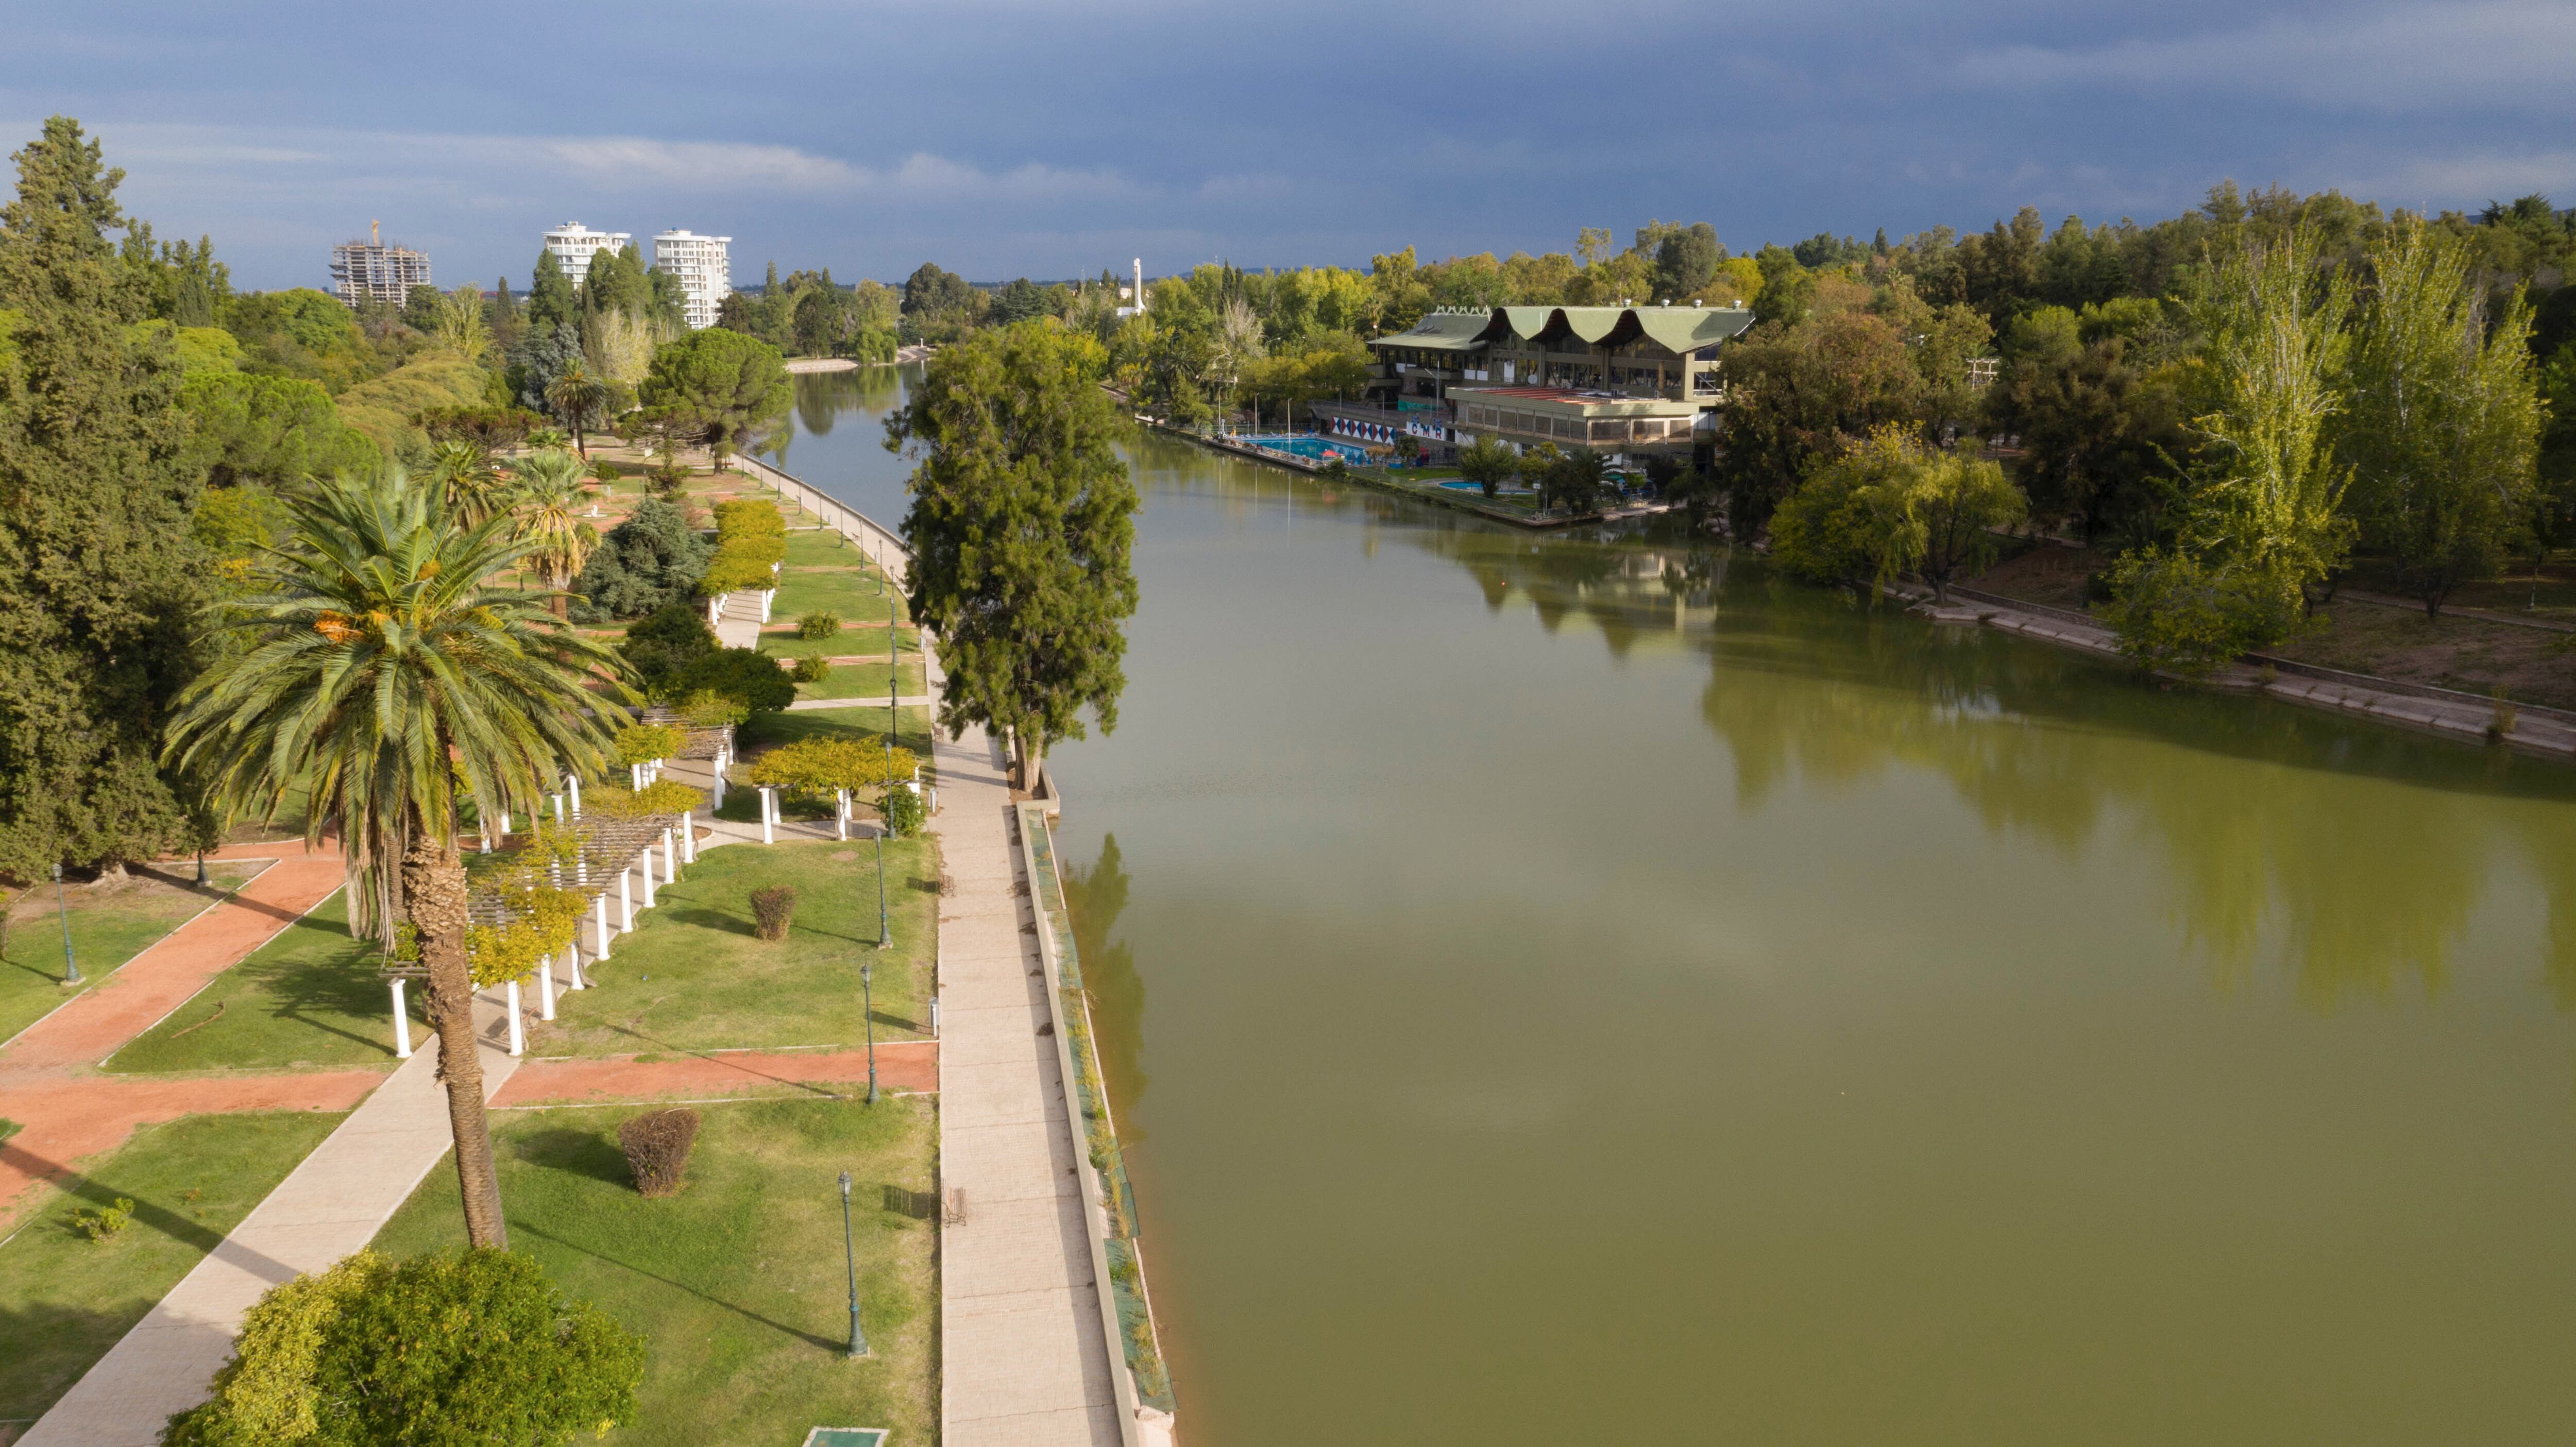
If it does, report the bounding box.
[1380,304,1753,355]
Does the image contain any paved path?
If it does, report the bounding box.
[714,589,766,649]
[494,1042,939,1106]
[935,723,1122,1446]
[21,985,522,1447]
[0,842,345,1070]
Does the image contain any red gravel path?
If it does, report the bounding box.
[0,1070,380,1229]
[494,1042,939,1106]
[2,841,347,1071]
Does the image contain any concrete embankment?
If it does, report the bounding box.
[1915,584,2576,763]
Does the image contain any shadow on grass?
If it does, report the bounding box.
[513,1220,845,1352]
[0,1140,293,1272]
[515,1127,635,1186]
[657,905,756,939]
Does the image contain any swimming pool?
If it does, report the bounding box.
[1244,434,1375,465]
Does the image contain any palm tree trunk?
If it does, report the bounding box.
[402,838,508,1249]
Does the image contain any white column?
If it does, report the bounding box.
[708,594,722,626]
[498,809,511,836]
[759,787,776,845]
[551,793,564,824]
[640,851,657,908]
[566,942,586,990]
[505,979,524,1056]
[595,894,612,961]
[630,762,643,791]
[538,951,557,1019]
[619,868,634,930]
[389,979,412,1059]
[568,773,582,816]
[835,789,849,841]
[711,751,727,810]
[660,827,676,883]
[680,810,697,863]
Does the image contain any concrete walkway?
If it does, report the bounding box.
[714,589,766,649]
[21,986,522,1447]
[935,723,1122,1445]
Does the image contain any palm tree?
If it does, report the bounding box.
[164,467,632,1247]
[425,439,510,527]
[545,361,608,458]
[514,448,600,616]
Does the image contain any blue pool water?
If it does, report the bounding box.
[1244,434,1374,465]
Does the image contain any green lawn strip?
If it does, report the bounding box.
[790,664,928,703]
[106,889,412,1076]
[0,1110,347,1426]
[528,838,937,1059]
[773,568,909,632]
[754,625,924,661]
[741,706,935,760]
[1,865,262,1046]
[370,1098,935,1447]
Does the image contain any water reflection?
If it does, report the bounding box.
[1065,833,1148,1130]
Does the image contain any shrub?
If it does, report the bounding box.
[750,886,797,941]
[616,1108,702,1197]
[585,779,708,819]
[880,784,926,838]
[163,1247,642,1447]
[790,655,833,684]
[71,1197,137,1242]
[613,722,689,765]
[667,647,796,713]
[795,610,841,640]
[619,601,719,691]
[676,689,750,728]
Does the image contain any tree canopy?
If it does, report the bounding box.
[640,327,789,448]
[889,320,1137,790]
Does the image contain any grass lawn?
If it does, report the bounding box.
[754,624,924,661]
[0,863,262,1047]
[742,706,936,761]
[529,838,938,1059]
[0,1110,347,1426]
[773,536,910,630]
[788,663,929,703]
[106,890,412,1076]
[370,1098,936,1447]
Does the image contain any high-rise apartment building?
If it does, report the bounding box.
[329,222,431,307]
[543,222,633,288]
[653,230,731,330]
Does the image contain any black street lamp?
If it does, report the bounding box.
[53,863,79,985]
[861,961,877,1105]
[837,1171,869,1358]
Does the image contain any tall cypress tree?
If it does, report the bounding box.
[527,248,577,331]
[0,117,210,876]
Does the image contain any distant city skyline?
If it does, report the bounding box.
[7,0,2566,291]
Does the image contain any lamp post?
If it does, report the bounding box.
[860,960,878,1104]
[53,863,79,985]
[838,1171,869,1357]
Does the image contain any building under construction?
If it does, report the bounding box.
[329,222,431,307]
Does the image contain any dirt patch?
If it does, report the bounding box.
[1969,540,2106,611]
[2274,604,2576,710]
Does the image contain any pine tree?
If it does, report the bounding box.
[0,117,210,877]
[490,272,518,326]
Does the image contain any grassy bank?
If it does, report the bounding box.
[104,890,408,1076]
[0,863,262,1045]
[528,838,939,1059]
[0,1110,347,1427]
[370,1097,935,1447]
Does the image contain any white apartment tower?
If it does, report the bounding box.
[543,222,632,288]
[653,230,732,329]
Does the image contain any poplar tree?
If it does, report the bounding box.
[526,248,578,330]
[888,321,1138,792]
[0,117,208,877]
[2342,218,2542,615]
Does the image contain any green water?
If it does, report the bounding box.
[773,385,2576,1443]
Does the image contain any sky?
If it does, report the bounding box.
[3,0,2567,292]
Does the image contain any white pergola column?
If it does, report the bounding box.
[551,793,564,824]
[619,868,634,930]
[680,810,697,863]
[567,773,582,817]
[759,787,776,845]
[707,594,722,626]
[711,749,728,810]
[595,894,612,961]
[389,979,412,1058]
[505,979,524,1056]
[639,850,657,908]
[835,789,849,841]
[660,827,676,883]
[630,762,644,791]
[538,951,557,1018]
